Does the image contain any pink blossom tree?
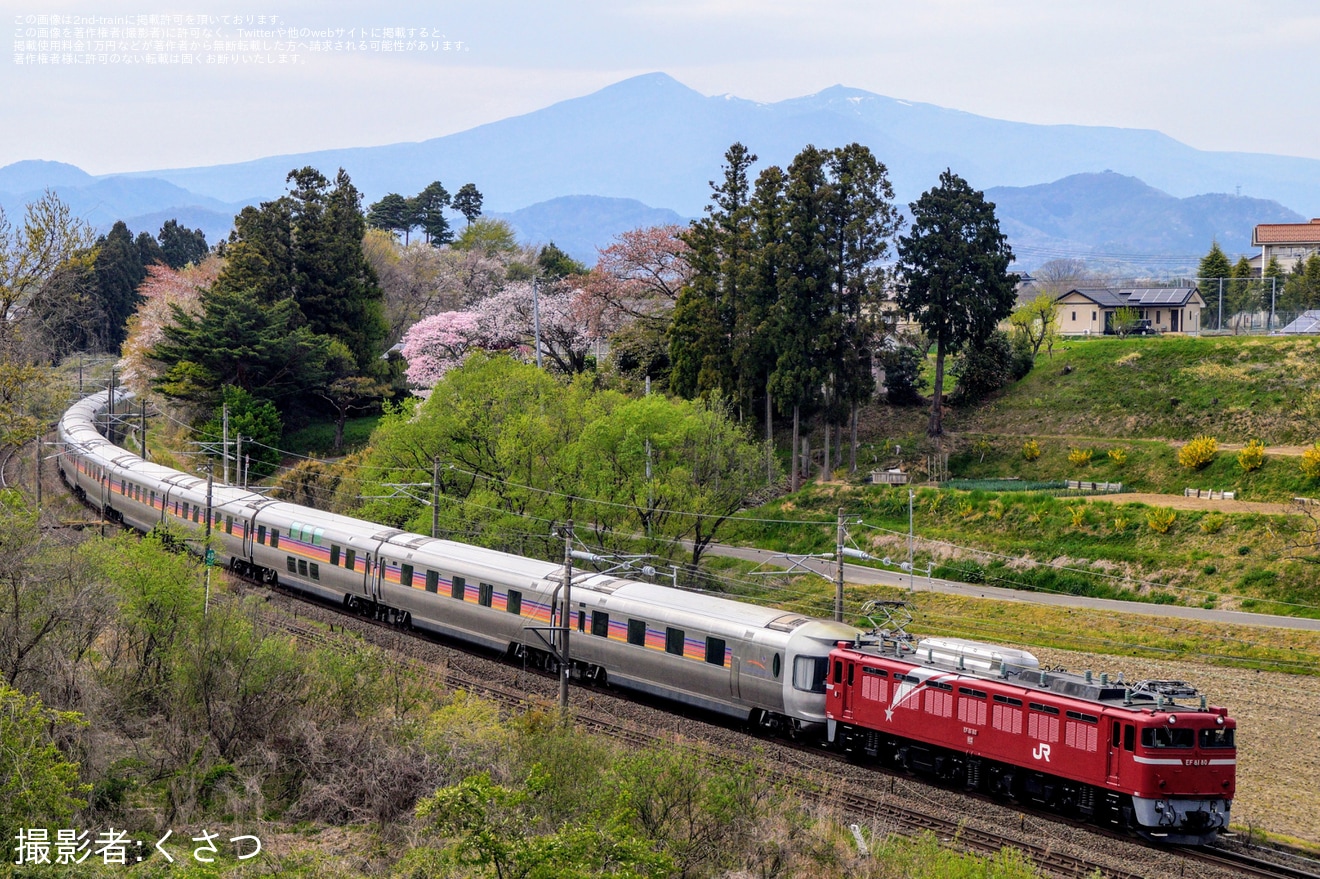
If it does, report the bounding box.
[399,310,484,387]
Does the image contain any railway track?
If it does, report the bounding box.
[233,584,1275,879]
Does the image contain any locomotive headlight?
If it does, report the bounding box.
[1168,715,1176,724]
[1216,716,1224,725]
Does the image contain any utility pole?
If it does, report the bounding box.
[532,275,543,370]
[140,400,148,461]
[235,435,243,488]
[559,519,574,716]
[432,457,440,539]
[222,403,230,484]
[835,507,845,622]
[908,489,916,592]
[205,465,214,540]
[33,437,41,517]
[106,367,115,444]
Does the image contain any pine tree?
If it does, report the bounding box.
[896,170,1017,437]
[413,181,452,246]
[367,193,411,241]
[157,219,209,269]
[452,183,483,226]
[93,221,147,351]
[1197,241,1233,329]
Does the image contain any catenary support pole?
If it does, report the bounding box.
[559,519,573,716]
[835,507,845,622]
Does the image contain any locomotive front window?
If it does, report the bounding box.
[1199,728,1235,748]
[1142,727,1194,749]
[792,656,829,693]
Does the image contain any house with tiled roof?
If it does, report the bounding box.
[1252,219,1320,273]
[1055,286,1205,335]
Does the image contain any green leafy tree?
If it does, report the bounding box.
[1264,256,1287,327]
[877,344,926,405]
[0,190,95,355]
[1282,252,1320,314]
[1112,304,1141,337]
[895,170,1017,437]
[1009,291,1059,358]
[0,686,89,829]
[537,241,587,279]
[454,217,519,256]
[1227,255,1259,326]
[201,385,284,479]
[157,219,209,269]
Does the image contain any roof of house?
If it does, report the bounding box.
[1253,219,1320,246]
[1060,286,1202,308]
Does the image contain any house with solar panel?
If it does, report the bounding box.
[1054,286,1206,335]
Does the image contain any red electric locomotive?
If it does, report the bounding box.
[824,620,1235,845]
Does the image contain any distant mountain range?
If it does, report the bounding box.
[3,73,1316,270]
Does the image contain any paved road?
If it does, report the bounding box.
[702,542,1320,633]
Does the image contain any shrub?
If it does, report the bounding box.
[1111,516,1127,533]
[1068,447,1092,466]
[877,344,928,406]
[1199,513,1224,534]
[1177,435,1218,470]
[1237,439,1265,473]
[1069,505,1086,528]
[1021,439,1041,461]
[1302,443,1320,480]
[1147,506,1177,534]
[1107,447,1128,466]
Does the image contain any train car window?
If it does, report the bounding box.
[1141,727,1193,749]
[665,628,684,656]
[592,612,610,637]
[451,575,465,600]
[930,681,953,691]
[1200,728,1234,748]
[772,654,781,679]
[847,663,854,686]
[863,666,888,677]
[833,661,843,684]
[345,549,356,572]
[271,530,280,549]
[1112,721,1121,748]
[792,656,829,693]
[310,563,319,580]
[298,559,308,576]
[1029,703,1059,715]
[507,590,522,616]
[1066,710,1099,724]
[400,564,414,589]
[313,528,324,546]
[993,695,1023,706]
[478,583,493,607]
[257,524,266,544]
[225,516,233,534]
[425,570,439,593]
[330,545,341,566]
[577,608,586,632]
[705,637,726,666]
[627,619,646,646]
[959,687,987,698]
[286,557,296,573]
[291,522,302,541]
[181,502,189,520]
[1124,724,1135,752]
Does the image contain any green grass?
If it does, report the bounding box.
[959,334,1320,443]
[723,483,1320,619]
[282,415,381,457]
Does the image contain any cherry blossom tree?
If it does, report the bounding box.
[582,224,692,327]
[118,257,219,393]
[399,311,484,387]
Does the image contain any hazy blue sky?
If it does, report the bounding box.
[4,0,1318,174]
